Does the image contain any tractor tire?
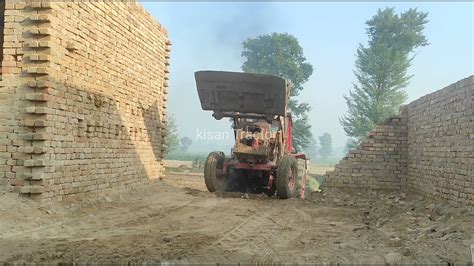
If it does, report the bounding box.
[204,151,226,192]
[276,155,298,199]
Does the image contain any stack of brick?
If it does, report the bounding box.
[325,76,473,206]
[325,109,407,190]
[0,1,170,200]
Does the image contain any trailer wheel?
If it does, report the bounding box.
[204,151,226,192]
[276,156,298,199]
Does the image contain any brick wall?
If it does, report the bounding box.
[406,76,473,205]
[325,76,473,205]
[0,1,170,200]
[325,111,408,190]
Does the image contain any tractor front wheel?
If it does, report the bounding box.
[204,151,226,192]
[276,156,298,199]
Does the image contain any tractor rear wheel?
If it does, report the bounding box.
[204,151,226,192]
[276,155,298,199]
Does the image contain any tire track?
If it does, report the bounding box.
[0,198,196,240]
[253,207,311,264]
[203,205,311,263]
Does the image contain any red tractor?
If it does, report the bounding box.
[195,71,308,199]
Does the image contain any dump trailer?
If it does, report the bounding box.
[195,71,308,199]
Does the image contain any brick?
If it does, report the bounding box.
[25,93,49,102]
[20,185,45,194]
[24,159,46,167]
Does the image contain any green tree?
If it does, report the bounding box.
[180,137,193,152]
[241,33,314,151]
[341,8,429,141]
[163,114,180,155]
[303,136,318,160]
[344,138,359,154]
[318,133,333,159]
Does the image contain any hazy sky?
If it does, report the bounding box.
[141,2,473,154]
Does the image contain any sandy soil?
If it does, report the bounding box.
[0,174,472,264]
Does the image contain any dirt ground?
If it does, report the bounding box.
[0,173,472,264]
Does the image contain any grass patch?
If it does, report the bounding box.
[165,152,207,162]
